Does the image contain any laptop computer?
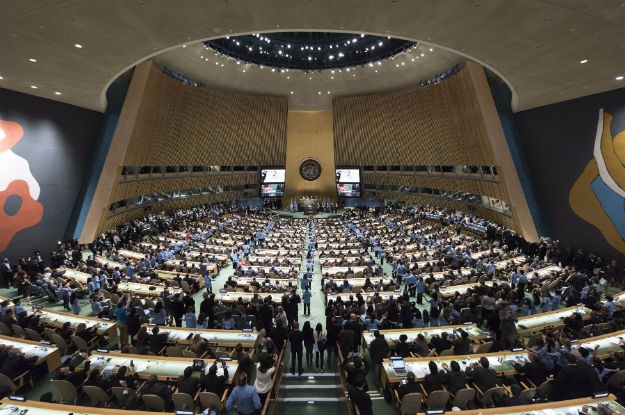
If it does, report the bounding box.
[390,356,407,376]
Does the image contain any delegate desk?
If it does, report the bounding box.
[247,255,302,266]
[495,255,527,269]
[439,280,495,298]
[156,269,205,288]
[215,291,266,304]
[317,242,362,249]
[515,305,591,335]
[81,352,238,382]
[153,325,258,348]
[36,308,119,341]
[59,267,91,285]
[326,277,394,291]
[381,350,528,389]
[470,248,502,260]
[116,249,146,260]
[427,267,474,281]
[242,265,298,275]
[0,399,166,415]
[362,325,486,349]
[0,334,61,373]
[446,395,624,415]
[254,248,299,256]
[574,329,625,358]
[95,256,126,269]
[326,291,403,304]
[117,282,182,298]
[321,265,372,277]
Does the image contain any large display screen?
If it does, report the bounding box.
[261,168,285,184]
[261,183,285,197]
[337,183,360,197]
[335,168,360,183]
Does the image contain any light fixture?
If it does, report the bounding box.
[30,85,38,89]
[54,91,62,95]
[580,59,588,64]
[0,75,3,80]
[290,91,294,94]
[617,76,624,80]
[74,43,83,48]
[29,58,37,62]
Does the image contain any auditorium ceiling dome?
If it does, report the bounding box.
[0,1,622,112]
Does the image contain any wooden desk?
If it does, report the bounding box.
[78,352,238,382]
[470,248,502,260]
[381,350,528,388]
[437,395,624,415]
[95,255,126,269]
[321,265,372,277]
[362,325,486,349]
[0,399,167,415]
[516,305,591,335]
[326,291,403,304]
[574,329,625,358]
[154,325,257,348]
[59,267,91,284]
[36,308,119,341]
[116,249,146,260]
[439,280,494,297]
[0,334,61,373]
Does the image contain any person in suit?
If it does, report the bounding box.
[423,361,446,394]
[397,371,421,400]
[200,361,229,397]
[513,351,548,387]
[550,352,602,401]
[466,356,498,391]
[442,360,467,394]
[176,366,199,396]
[289,321,304,375]
[148,326,168,355]
[348,383,373,415]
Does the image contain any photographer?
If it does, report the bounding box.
[343,351,369,391]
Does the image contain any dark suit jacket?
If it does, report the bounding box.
[176,375,198,396]
[444,370,467,394]
[466,365,497,391]
[289,329,304,352]
[398,382,420,400]
[348,385,373,415]
[550,361,602,401]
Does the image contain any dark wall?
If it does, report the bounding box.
[0,88,103,261]
[515,87,625,261]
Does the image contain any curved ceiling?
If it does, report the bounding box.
[0,0,623,113]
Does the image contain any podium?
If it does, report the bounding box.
[299,198,319,214]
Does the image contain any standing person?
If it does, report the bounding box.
[369,330,389,389]
[302,287,312,316]
[415,276,426,305]
[286,289,301,329]
[499,302,518,350]
[184,306,197,328]
[326,316,340,369]
[115,296,131,347]
[302,321,315,369]
[170,293,185,327]
[254,353,277,405]
[313,323,326,372]
[226,372,261,415]
[289,321,304,376]
[70,291,81,315]
[203,272,213,294]
[127,308,141,345]
[1,258,12,289]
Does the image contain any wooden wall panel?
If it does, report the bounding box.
[333,65,495,166]
[89,61,288,236]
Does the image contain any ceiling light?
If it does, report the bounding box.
[617,76,624,80]
[429,48,433,52]
[327,91,331,94]
[30,85,38,89]
[182,45,186,48]
[318,91,321,95]
[54,91,62,95]
[74,43,83,48]
[290,91,294,94]
[29,58,37,62]
[330,76,334,79]
[580,59,588,64]
[0,75,3,80]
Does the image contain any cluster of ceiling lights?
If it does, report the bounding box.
[203,32,416,71]
[1,43,85,96]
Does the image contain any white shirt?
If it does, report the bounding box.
[253,363,276,394]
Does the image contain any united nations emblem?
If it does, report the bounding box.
[299,158,322,181]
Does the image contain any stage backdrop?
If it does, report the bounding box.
[0,88,103,260]
[515,87,625,260]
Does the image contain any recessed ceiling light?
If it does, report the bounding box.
[290,91,294,94]
[580,59,588,64]
[74,43,83,48]
[182,45,186,48]
[318,91,321,95]
[617,76,624,80]
[30,85,38,89]
[0,75,3,80]
[330,76,334,80]
[327,91,331,94]
[54,91,62,95]
[29,58,37,62]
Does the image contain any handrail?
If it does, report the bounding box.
[261,346,285,415]
[336,342,354,415]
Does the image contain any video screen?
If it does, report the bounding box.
[335,168,360,183]
[261,183,285,197]
[261,168,285,184]
[337,183,360,197]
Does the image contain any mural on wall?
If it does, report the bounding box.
[570,109,625,254]
[0,119,44,252]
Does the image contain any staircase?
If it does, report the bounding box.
[272,371,350,415]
